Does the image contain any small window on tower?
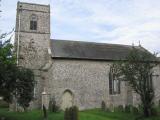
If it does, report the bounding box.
[30,14,38,30]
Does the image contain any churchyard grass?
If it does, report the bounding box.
[0,108,160,120]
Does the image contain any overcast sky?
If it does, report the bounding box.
[1,0,160,55]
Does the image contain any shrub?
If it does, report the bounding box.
[101,101,106,111]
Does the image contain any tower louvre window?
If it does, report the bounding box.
[30,14,38,30]
[30,21,37,30]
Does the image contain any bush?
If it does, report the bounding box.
[64,106,79,120]
[101,101,106,111]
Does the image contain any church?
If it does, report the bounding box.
[14,2,160,110]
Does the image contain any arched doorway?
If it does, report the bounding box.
[61,90,74,110]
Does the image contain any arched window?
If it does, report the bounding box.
[109,66,120,95]
[30,14,37,30]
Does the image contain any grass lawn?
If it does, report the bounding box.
[0,108,160,120]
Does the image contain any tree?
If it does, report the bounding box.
[0,33,17,103]
[16,67,35,111]
[0,33,35,110]
[113,47,157,117]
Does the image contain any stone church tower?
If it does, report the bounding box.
[15,2,51,109]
